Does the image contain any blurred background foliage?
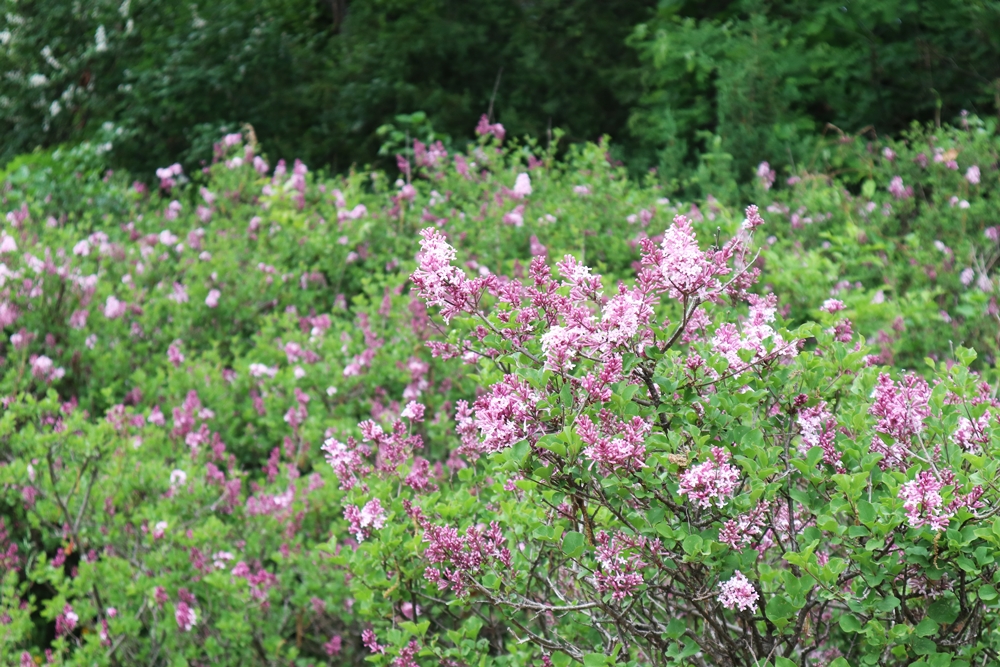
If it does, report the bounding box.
[2,0,999,180]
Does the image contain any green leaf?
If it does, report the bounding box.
[562,531,585,558]
[875,595,899,612]
[682,534,703,555]
[979,585,998,602]
[512,440,530,463]
[766,596,796,626]
[857,500,876,525]
[915,618,938,637]
[583,654,610,667]
[839,614,863,633]
[665,618,686,639]
[927,598,959,624]
[911,637,937,656]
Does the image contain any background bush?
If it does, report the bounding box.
[3,0,999,179]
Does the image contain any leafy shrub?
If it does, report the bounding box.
[629,0,1000,178]
[2,117,1000,666]
[0,0,651,175]
[753,114,1000,370]
[343,204,1000,667]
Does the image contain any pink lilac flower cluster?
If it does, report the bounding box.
[344,498,387,541]
[421,520,512,596]
[819,299,847,313]
[951,411,990,453]
[322,436,370,490]
[868,373,931,470]
[898,471,950,532]
[55,604,78,636]
[888,176,913,200]
[231,562,278,607]
[363,628,386,654]
[175,601,197,632]
[677,447,741,508]
[411,228,493,322]
[473,375,543,453]
[475,114,506,142]
[593,531,648,601]
[756,162,776,190]
[711,293,796,372]
[0,519,20,572]
[637,213,734,301]
[410,207,774,471]
[718,570,759,612]
[413,140,448,170]
[575,412,652,473]
[718,500,771,550]
[899,470,983,532]
[797,402,845,472]
[155,163,183,191]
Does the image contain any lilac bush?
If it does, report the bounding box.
[2,117,1000,666]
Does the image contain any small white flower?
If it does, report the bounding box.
[95,25,108,52]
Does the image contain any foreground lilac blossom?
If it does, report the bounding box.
[718,571,759,612]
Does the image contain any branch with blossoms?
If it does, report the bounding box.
[328,204,1000,667]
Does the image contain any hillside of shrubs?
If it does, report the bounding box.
[1,111,1000,667]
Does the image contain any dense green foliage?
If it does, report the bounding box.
[3,0,1000,179]
[628,0,1000,180]
[0,0,651,174]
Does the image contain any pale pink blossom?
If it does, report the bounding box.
[756,162,775,190]
[718,571,759,612]
[576,414,651,473]
[153,521,167,539]
[31,355,64,382]
[175,601,197,632]
[503,204,525,226]
[249,363,278,378]
[797,402,844,472]
[677,447,740,508]
[104,295,127,319]
[344,498,387,541]
[868,373,931,470]
[0,233,18,254]
[899,471,950,531]
[205,289,220,308]
[168,283,189,304]
[888,176,912,200]
[719,501,770,550]
[401,401,425,422]
[475,114,505,141]
[165,200,183,221]
[56,604,79,636]
[512,173,532,198]
[593,531,646,601]
[951,411,990,453]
